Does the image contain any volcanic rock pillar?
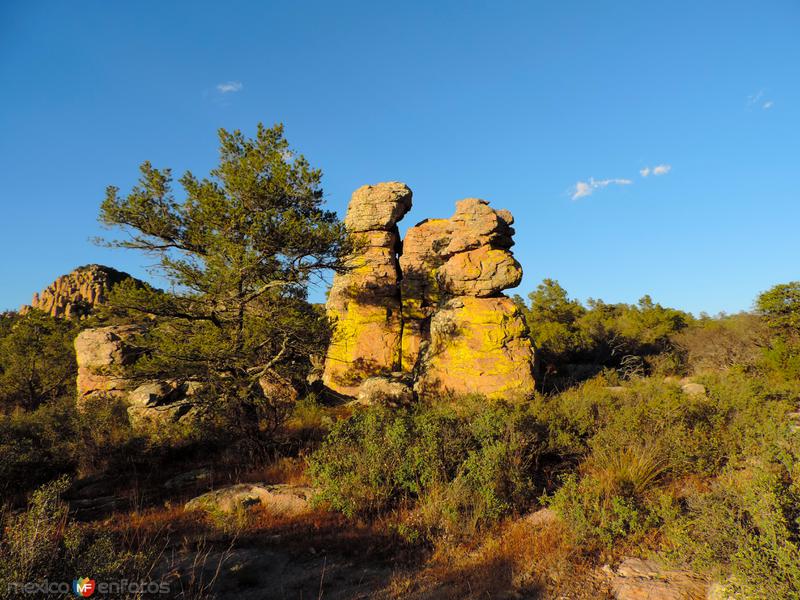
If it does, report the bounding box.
[322,182,412,396]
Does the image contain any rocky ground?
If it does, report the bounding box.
[65,465,716,600]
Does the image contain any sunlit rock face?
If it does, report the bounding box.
[74,324,142,409]
[323,183,534,400]
[21,264,136,319]
[322,182,412,396]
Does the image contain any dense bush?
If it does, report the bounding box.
[670,313,767,374]
[0,310,78,412]
[309,400,547,538]
[663,456,800,598]
[515,280,691,389]
[543,371,799,544]
[0,396,138,503]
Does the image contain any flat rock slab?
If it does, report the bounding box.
[612,558,708,600]
[185,483,313,516]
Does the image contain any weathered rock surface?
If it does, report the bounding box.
[164,468,213,490]
[74,324,142,409]
[185,483,313,516]
[356,375,414,407]
[418,296,535,399]
[399,198,525,375]
[323,184,535,400]
[21,264,138,319]
[681,381,707,397]
[126,380,202,431]
[611,558,708,600]
[323,183,412,396]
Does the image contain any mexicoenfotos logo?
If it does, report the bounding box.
[72,578,95,597]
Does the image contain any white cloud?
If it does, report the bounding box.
[571,177,632,200]
[747,90,774,110]
[640,167,651,177]
[216,81,243,94]
[747,90,764,107]
[652,164,672,176]
[573,181,593,199]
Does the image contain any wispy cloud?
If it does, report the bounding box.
[572,177,632,200]
[639,164,671,177]
[652,164,671,176]
[747,90,774,110]
[216,81,243,94]
[572,163,672,199]
[747,89,764,107]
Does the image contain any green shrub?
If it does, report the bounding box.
[663,457,800,598]
[546,449,671,548]
[542,369,800,555]
[309,401,546,537]
[0,478,161,599]
[0,398,78,501]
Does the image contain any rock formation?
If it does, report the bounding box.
[21,264,137,319]
[322,183,412,396]
[74,324,142,409]
[323,184,535,400]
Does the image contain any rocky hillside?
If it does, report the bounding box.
[21,264,138,318]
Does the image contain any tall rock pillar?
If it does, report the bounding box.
[322,182,412,396]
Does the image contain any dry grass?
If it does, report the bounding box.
[384,513,613,599]
[239,456,310,485]
[585,444,668,501]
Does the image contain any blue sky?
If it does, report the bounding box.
[1,1,798,315]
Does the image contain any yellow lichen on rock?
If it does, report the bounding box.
[419,296,535,400]
[323,182,535,400]
[323,301,402,396]
[322,183,411,395]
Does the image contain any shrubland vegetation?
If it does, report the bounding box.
[1,125,799,598]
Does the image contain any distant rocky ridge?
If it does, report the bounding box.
[21,264,138,318]
[323,182,535,400]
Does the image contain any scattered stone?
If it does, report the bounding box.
[681,382,707,397]
[356,375,414,406]
[185,483,313,516]
[164,468,213,490]
[611,557,708,600]
[126,380,202,431]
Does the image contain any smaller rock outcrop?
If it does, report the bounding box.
[356,375,414,407]
[611,558,708,600]
[126,380,203,431]
[185,484,313,516]
[74,324,142,409]
[21,264,138,319]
